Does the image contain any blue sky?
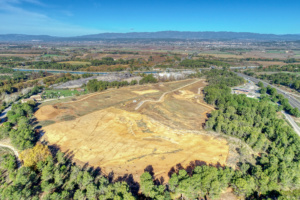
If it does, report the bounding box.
[0,0,299,36]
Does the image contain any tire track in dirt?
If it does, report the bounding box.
[135,79,204,110]
[0,143,21,168]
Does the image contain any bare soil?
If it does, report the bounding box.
[37,79,229,182]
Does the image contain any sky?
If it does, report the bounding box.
[0,0,299,36]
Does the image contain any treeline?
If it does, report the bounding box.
[205,69,244,87]
[257,73,300,91]
[0,71,48,95]
[138,70,300,199]
[139,74,157,84]
[0,148,135,199]
[256,64,300,72]
[0,69,299,199]
[180,58,230,68]
[0,71,81,95]
[259,84,300,117]
[0,102,36,150]
[201,72,300,199]
[30,61,89,71]
[0,57,26,68]
[0,67,15,74]
[86,79,136,92]
[91,57,134,66]
[86,74,157,92]
[99,51,139,55]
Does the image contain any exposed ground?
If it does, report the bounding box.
[58,61,91,65]
[36,79,229,182]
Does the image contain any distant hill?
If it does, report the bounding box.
[1,31,300,42]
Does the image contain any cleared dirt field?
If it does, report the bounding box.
[58,61,91,65]
[37,79,228,182]
[133,89,160,95]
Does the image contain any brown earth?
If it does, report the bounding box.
[37,79,229,182]
[133,89,160,95]
[41,107,228,182]
[35,105,62,121]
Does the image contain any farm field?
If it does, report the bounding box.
[0,53,40,57]
[36,79,228,182]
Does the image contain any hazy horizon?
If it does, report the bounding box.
[0,0,300,36]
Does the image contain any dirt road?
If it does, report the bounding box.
[135,79,203,110]
[282,111,300,137]
[0,143,21,168]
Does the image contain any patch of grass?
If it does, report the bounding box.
[43,89,88,99]
[58,61,91,65]
[39,120,56,127]
[60,115,76,121]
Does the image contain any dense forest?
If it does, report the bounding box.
[86,74,157,92]
[0,70,47,95]
[201,70,300,199]
[0,71,82,96]
[91,57,134,66]
[30,61,89,71]
[0,70,299,199]
[257,83,300,117]
[255,64,300,72]
[256,73,300,92]
[180,58,230,68]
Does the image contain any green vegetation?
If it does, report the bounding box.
[0,69,299,199]
[0,150,135,199]
[257,72,300,92]
[205,69,244,87]
[180,58,230,68]
[30,61,89,71]
[0,70,47,95]
[91,57,134,66]
[202,70,300,199]
[0,57,26,68]
[139,70,300,199]
[256,64,300,72]
[42,54,65,57]
[5,103,36,150]
[99,51,138,55]
[43,89,87,99]
[139,74,158,85]
[0,67,15,74]
[86,79,137,92]
[59,61,91,66]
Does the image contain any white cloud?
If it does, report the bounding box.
[0,0,102,36]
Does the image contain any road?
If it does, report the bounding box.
[135,79,203,110]
[236,72,300,137]
[282,111,300,136]
[0,105,12,124]
[236,72,300,110]
[0,143,21,168]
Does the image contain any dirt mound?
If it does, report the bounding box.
[133,89,160,95]
[173,90,196,100]
[41,107,228,182]
[35,105,61,121]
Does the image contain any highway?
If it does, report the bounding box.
[236,72,300,110]
[282,111,300,136]
[0,105,12,124]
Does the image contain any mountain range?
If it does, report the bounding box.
[1,31,300,42]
